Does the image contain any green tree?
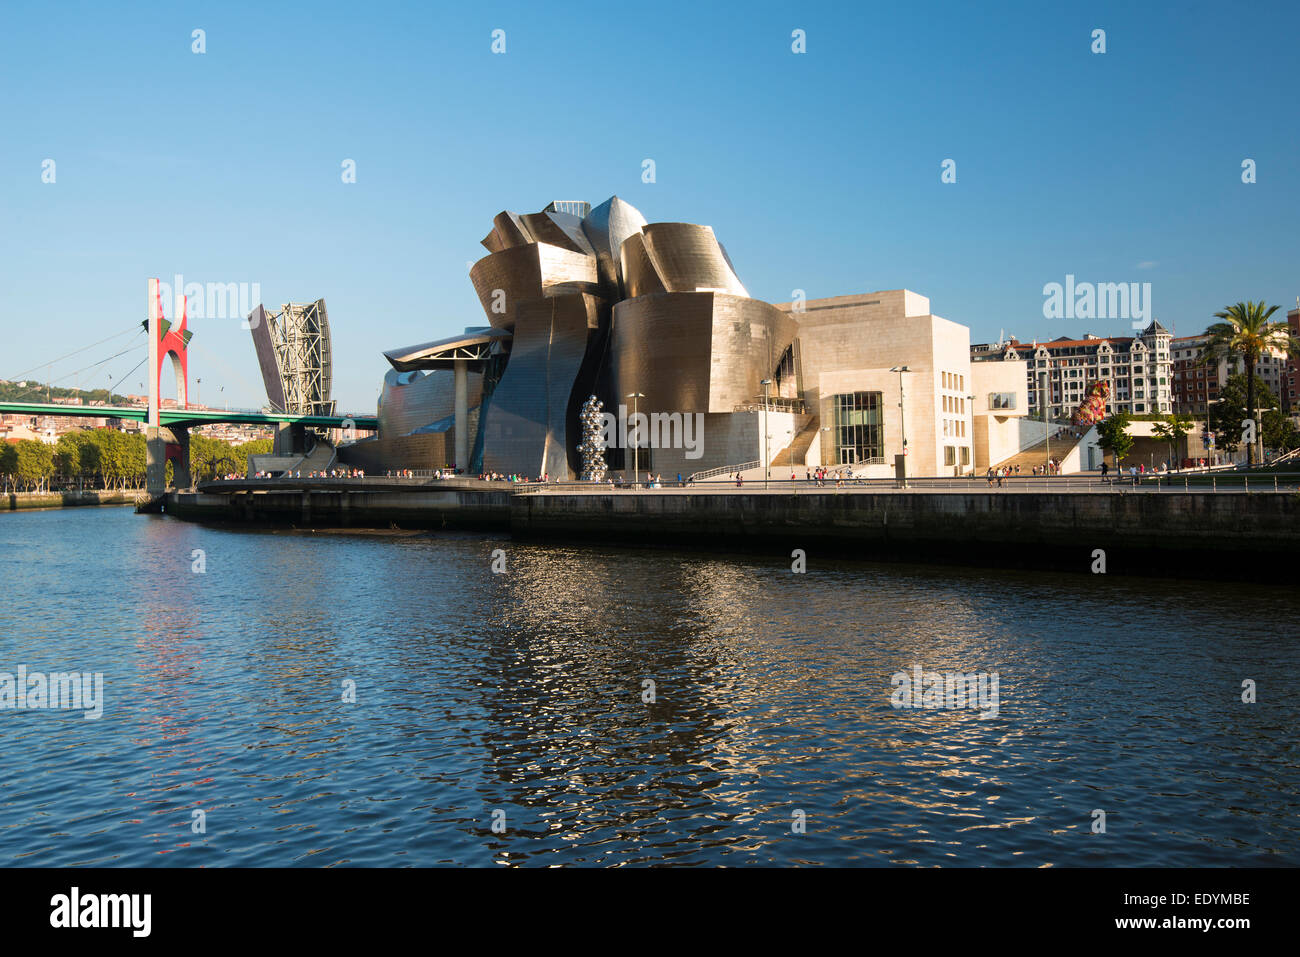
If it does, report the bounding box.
[0,442,16,492]
[1151,413,1193,468]
[1095,413,1134,468]
[79,432,104,487]
[1208,375,1285,458]
[53,433,82,481]
[14,439,55,491]
[240,438,273,459]
[1199,301,1298,465]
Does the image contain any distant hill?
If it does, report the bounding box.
[0,380,132,406]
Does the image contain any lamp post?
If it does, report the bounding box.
[626,392,645,486]
[966,393,976,476]
[1038,369,1051,475]
[1204,396,1224,467]
[760,378,773,489]
[889,366,910,482]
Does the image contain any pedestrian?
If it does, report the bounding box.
[987,467,994,487]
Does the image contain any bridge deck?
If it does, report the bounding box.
[0,401,376,430]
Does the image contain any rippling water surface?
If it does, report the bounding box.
[0,506,1296,866]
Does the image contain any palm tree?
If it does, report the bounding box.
[1198,302,1298,465]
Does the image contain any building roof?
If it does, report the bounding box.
[383,327,513,371]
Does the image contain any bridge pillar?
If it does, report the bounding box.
[146,425,191,492]
[146,427,167,495]
[169,425,192,489]
[454,358,468,471]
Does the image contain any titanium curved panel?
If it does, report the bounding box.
[581,196,648,295]
[378,367,482,438]
[611,292,796,414]
[640,223,748,297]
[470,243,599,329]
[480,293,601,479]
[485,210,532,251]
[521,211,595,256]
[619,232,666,300]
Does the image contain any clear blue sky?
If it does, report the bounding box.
[2,0,1298,412]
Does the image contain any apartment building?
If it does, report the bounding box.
[970,321,1173,419]
[1171,333,1287,416]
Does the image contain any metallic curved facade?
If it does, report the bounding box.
[378,366,483,438]
[480,293,603,479]
[581,196,648,296]
[611,292,797,414]
[638,223,748,297]
[469,243,600,329]
[619,232,667,300]
[372,194,799,477]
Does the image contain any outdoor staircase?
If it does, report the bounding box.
[992,430,1085,474]
[771,415,820,472]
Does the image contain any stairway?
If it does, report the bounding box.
[771,415,820,471]
[992,430,1084,474]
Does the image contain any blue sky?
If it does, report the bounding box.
[2,0,1298,412]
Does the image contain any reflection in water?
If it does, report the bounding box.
[0,506,1297,866]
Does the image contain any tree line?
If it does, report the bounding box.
[0,430,272,492]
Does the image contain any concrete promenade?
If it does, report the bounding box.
[4,489,140,511]
[162,472,1300,579]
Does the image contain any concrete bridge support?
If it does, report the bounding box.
[146,424,191,494]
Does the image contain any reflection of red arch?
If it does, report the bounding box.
[152,286,190,409]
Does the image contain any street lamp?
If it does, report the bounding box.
[966,394,976,476]
[760,379,773,489]
[626,392,645,486]
[1204,397,1224,467]
[889,367,910,481]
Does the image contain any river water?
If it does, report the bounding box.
[0,506,1296,866]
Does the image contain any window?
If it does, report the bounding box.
[832,392,884,465]
[944,446,957,466]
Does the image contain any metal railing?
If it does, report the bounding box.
[687,460,760,482]
[509,469,1300,495]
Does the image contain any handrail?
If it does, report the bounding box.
[687,460,760,482]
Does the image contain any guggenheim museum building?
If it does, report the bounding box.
[341,196,1033,480]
